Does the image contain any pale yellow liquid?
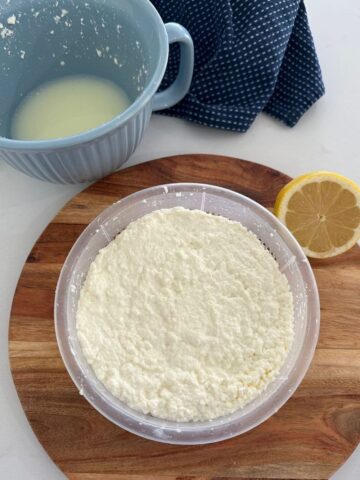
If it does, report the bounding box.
[11,75,131,140]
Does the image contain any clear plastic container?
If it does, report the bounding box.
[55,183,320,444]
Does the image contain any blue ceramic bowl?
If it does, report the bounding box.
[0,0,194,183]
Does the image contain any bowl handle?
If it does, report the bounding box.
[152,22,194,112]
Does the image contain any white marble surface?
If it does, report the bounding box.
[1,0,360,478]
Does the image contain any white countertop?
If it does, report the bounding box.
[1,1,360,478]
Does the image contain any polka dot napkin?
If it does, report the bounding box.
[152,0,325,132]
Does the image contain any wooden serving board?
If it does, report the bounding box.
[9,154,360,480]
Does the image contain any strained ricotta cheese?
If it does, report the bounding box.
[76,207,294,422]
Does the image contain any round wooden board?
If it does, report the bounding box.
[9,154,360,480]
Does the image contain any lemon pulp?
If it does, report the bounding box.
[274,172,360,258]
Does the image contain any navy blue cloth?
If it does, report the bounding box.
[152,0,325,132]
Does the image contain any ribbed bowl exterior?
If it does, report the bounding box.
[0,104,151,184]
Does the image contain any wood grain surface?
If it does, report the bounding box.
[8,154,360,480]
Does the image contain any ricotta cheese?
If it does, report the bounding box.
[76,207,294,422]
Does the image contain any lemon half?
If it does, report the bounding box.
[274,172,360,258]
